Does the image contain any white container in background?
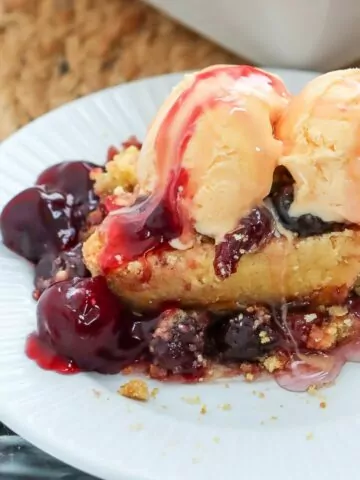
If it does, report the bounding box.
[146,0,360,71]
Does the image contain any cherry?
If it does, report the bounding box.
[214,207,274,279]
[150,309,208,375]
[36,161,98,208]
[34,244,89,297]
[1,186,76,263]
[36,161,100,228]
[206,308,279,362]
[272,185,343,237]
[36,276,150,373]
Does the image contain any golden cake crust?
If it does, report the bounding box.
[83,227,360,310]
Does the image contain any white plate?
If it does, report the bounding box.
[1,69,359,480]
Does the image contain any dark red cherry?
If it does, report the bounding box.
[1,186,76,263]
[206,308,279,362]
[272,185,344,237]
[150,309,208,375]
[36,276,149,373]
[36,161,101,229]
[34,244,89,297]
[36,161,98,208]
[214,207,274,279]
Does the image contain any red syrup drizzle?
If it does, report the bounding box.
[100,169,188,273]
[99,66,289,273]
[25,333,80,374]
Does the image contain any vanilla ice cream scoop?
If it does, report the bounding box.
[98,66,289,270]
[137,65,290,242]
[277,68,360,224]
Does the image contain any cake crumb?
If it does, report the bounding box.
[182,395,201,405]
[320,401,327,409]
[150,387,159,399]
[218,403,232,411]
[252,390,265,399]
[304,313,318,323]
[118,379,149,401]
[306,432,314,441]
[129,423,144,432]
[307,385,318,396]
[344,318,353,327]
[245,373,254,382]
[328,305,348,317]
[200,404,207,415]
[270,416,278,421]
[259,330,271,344]
[263,355,284,373]
[213,436,220,444]
[92,389,101,398]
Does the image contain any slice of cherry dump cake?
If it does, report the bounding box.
[3,66,360,392]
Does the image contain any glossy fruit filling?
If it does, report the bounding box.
[27,279,360,391]
[272,184,346,237]
[99,169,188,273]
[1,145,359,392]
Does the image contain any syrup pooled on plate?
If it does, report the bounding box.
[26,333,80,374]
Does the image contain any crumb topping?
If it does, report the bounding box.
[118,379,149,401]
[91,146,139,197]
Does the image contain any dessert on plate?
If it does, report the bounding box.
[2,65,360,391]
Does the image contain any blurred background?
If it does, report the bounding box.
[2,0,360,140]
[0,0,242,140]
